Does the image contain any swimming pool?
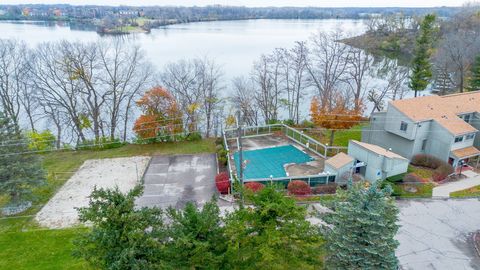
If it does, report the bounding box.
[233,144,314,180]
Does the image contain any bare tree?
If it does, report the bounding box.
[161,59,202,132]
[231,76,258,126]
[252,55,279,124]
[194,57,223,137]
[307,31,349,109]
[0,39,31,132]
[96,40,153,141]
[32,42,88,142]
[285,41,309,124]
[345,48,372,111]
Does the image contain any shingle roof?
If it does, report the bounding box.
[325,152,354,169]
[390,91,480,135]
[351,140,408,160]
[451,146,480,159]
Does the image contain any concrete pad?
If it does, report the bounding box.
[137,154,218,209]
[35,156,150,229]
[397,199,480,270]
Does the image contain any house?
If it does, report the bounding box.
[324,140,409,183]
[362,91,480,167]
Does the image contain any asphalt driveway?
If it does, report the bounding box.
[397,199,480,270]
[136,154,218,209]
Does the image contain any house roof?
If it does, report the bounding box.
[451,146,480,159]
[350,140,408,160]
[325,152,354,169]
[389,91,480,135]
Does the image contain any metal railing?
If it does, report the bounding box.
[222,124,345,185]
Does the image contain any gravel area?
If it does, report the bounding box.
[35,156,150,229]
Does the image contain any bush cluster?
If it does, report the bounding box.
[244,182,265,193]
[287,180,311,196]
[411,154,454,182]
[215,172,230,194]
[312,183,338,195]
[215,138,228,167]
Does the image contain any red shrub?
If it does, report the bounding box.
[215,172,230,194]
[432,164,454,182]
[244,182,265,193]
[312,183,338,195]
[287,180,312,196]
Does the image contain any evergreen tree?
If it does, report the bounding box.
[409,14,437,97]
[467,54,480,92]
[224,185,323,269]
[0,112,45,204]
[74,185,168,270]
[165,199,227,269]
[324,182,399,270]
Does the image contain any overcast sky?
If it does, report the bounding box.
[0,0,468,8]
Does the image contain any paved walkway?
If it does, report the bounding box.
[432,171,480,198]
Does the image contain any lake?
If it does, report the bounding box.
[0,19,366,79]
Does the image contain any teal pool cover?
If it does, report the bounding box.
[233,145,314,180]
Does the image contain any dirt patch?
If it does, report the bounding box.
[35,156,150,229]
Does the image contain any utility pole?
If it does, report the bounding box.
[237,111,244,187]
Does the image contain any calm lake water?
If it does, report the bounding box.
[0,19,366,79]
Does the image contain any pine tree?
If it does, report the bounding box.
[0,112,45,204]
[467,55,480,92]
[409,14,437,97]
[324,181,399,270]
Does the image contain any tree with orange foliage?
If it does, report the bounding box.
[310,95,363,147]
[133,87,183,140]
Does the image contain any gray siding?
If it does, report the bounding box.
[472,113,480,149]
[348,142,409,182]
[362,112,415,159]
[425,121,453,162]
[384,106,417,140]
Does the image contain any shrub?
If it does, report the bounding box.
[433,164,454,182]
[287,180,312,196]
[244,182,265,193]
[186,132,202,141]
[411,154,454,182]
[215,172,230,194]
[26,130,56,151]
[312,183,338,195]
[403,173,424,183]
[283,119,295,126]
[215,137,224,146]
[411,154,443,169]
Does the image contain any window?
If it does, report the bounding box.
[464,114,471,123]
[421,139,427,151]
[400,121,408,132]
[466,133,475,140]
[455,136,464,143]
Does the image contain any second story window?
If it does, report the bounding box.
[455,136,464,143]
[400,121,408,132]
[466,133,475,140]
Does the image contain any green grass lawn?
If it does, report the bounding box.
[0,139,215,270]
[407,165,434,180]
[450,185,480,198]
[0,228,90,270]
[327,124,365,147]
[390,183,434,198]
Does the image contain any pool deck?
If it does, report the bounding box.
[227,134,325,178]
